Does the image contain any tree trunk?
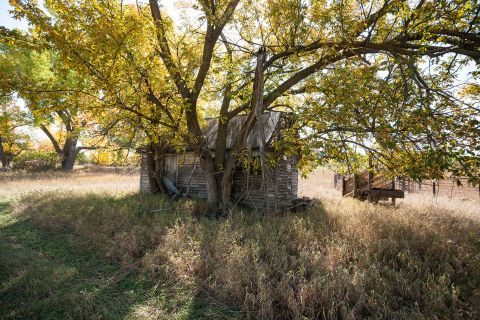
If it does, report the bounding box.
[146,148,160,193]
[0,138,10,168]
[200,153,221,211]
[153,146,167,194]
[219,152,237,209]
[61,137,78,171]
[214,119,235,210]
[214,119,229,170]
[40,125,63,156]
[203,47,266,212]
[253,48,267,207]
[144,144,170,195]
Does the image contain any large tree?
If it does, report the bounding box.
[8,0,479,209]
[4,3,188,182]
[296,60,480,182]
[0,37,97,171]
[0,39,32,169]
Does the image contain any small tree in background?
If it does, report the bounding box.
[0,96,31,169]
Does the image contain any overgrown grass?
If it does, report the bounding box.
[2,191,479,319]
[0,197,240,319]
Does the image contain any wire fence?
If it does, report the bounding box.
[397,177,480,198]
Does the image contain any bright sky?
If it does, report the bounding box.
[0,0,181,31]
[1,1,30,31]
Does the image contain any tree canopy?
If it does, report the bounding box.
[2,0,479,207]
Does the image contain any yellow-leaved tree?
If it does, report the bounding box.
[7,0,480,208]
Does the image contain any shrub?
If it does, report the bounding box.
[76,151,88,164]
[12,151,59,171]
[88,150,140,166]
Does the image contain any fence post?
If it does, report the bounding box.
[367,172,373,202]
[368,171,373,190]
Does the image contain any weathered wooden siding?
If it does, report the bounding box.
[232,165,277,210]
[140,153,150,193]
[275,155,298,208]
[140,152,298,210]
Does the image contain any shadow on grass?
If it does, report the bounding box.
[0,201,235,320]
[0,208,148,319]
[180,199,480,319]
[178,202,335,320]
[4,190,480,319]
[184,216,245,320]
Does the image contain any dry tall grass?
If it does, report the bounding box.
[0,168,139,201]
[2,169,480,319]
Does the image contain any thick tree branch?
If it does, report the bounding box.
[149,0,191,99]
[40,124,62,155]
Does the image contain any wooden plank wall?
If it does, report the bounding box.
[140,153,151,193]
[140,152,299,210]
[231,155,298,210]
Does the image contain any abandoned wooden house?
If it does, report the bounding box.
[140,112,299,211]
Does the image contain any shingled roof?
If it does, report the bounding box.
[203,111,285,150]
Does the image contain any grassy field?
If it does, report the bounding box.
[1,169,479,319]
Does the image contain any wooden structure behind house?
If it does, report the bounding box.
[140,112,298,211]
[334,171,480,201]
[334,170,404,204]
